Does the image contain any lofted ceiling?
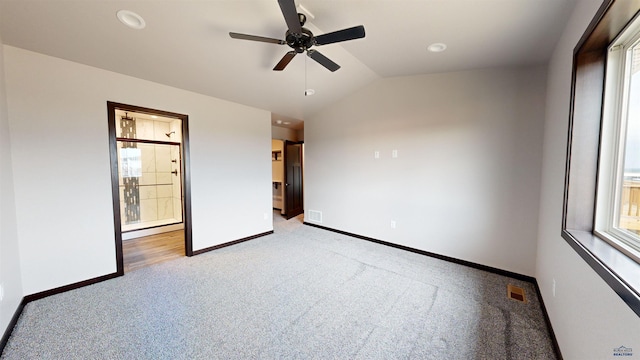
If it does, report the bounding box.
[0,0,576,125]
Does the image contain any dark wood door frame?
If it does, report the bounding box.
[284,141,304,219]
[107,101,193,276]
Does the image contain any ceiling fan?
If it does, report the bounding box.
[229,0,365,72]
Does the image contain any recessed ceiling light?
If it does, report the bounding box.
[305,89,315,96]
[116,10,146,30]
[427,43,447,53]
[283,121,291,125]
[276,120,283,124]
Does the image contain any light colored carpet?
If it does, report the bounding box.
[1,212,556,359]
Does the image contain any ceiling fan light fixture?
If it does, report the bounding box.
[116,10,146,30]
[427,43,447,53]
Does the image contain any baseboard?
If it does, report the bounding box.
[303,222,535,282]
[0,297,27,356]
[303,222,563,357]
[192,231,274,256]
[2,231,274,354]
[24,272,121,303]
[533,279,563,359]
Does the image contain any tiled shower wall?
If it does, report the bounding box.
[118,115,183,230]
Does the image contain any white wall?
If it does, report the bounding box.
[536,0,640,358]
[0,36,23,338]
[305,67,546,276]
[271,125,299,142]
[4,46,272,296]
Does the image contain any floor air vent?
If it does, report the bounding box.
[507,284,526,303]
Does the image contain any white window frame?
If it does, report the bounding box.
[595,17,640,264]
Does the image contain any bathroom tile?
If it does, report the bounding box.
[157,198,174,220]
[157,184,172,198]
[115,123,122,138]
[173,198,183,222]
[156,172,172,185]
[170,146,181,165]
[120,201,126,222]
[139,172,157,186]
[140,199,158,222]
[136,119,155,140]
[139,185,157,200]
[172,181,181,197]
[139,144,156,172]
[170,120,182,142]
[154,121,170,141]
[155,145,172,172]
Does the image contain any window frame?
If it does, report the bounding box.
[594,22,640,263]
[562,0,640,318]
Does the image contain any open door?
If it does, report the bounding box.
[284,141,303,219]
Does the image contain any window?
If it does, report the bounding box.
[562,0,640,318]
[596,21,640,262]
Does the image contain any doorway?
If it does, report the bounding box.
[271,139,304,219]
[108,102,193,275]
[284,141,304,219]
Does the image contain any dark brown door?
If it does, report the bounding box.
[284,141,303,219]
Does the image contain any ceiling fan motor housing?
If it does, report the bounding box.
[229,0,365,72]
[285,27,314,53]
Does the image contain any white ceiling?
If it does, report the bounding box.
[0,0,576,125]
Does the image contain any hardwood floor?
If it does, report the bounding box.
[123,230,185,273]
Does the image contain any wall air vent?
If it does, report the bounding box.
[307,210,322,223]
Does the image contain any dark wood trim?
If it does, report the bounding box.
[107,102,125,276]
[532,279,563,360]
[562,229,640,317]
[0,298,27,356]
[303,222,535,282]
[107,102,193,262]
[191,231,274,256]
[23,272,120,303]
[561,0,640,318]
[115,137,182,146]
[283,140,304,219]
[182,114,193,257]
[303,222,562,357]
[122,221,183,234]
[1,270,120,355]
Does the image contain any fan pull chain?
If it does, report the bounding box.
[304,54,308,96]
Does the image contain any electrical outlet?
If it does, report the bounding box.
[392,149,398,158]
[264,212,268,220]
[0,283,4,302]
[552,279,556,297]
[390,220,396,229]
[374,151,380,159]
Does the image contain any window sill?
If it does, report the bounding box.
[562,229,640,317]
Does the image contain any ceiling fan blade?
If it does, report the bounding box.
[278,0,302,35]
[274,51,297,71]
[307,50,340,72]
[314,25,365,46]
[229,32,285,45]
